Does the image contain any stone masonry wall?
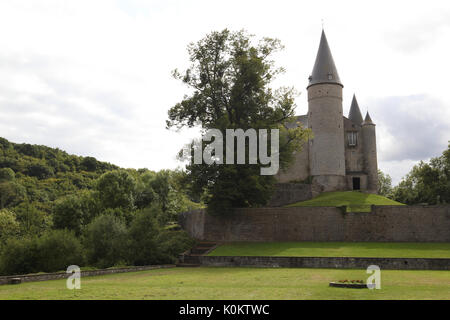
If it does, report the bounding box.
[180,206,450,242]
[266,183,313,207]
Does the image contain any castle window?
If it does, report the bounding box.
[347,132,357,146]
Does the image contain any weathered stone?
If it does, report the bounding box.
[180,205,450,242]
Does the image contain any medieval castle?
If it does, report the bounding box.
[277,30,378,194]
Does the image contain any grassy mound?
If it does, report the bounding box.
[286,191,404,212]
[207,242,450,258]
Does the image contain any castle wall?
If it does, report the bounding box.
[180,206,450,242]
[276,146,309,183]
[267,183,313,207]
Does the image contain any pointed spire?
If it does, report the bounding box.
[348,94,363,125]
[307,30,343,88]
[363,111,375,125]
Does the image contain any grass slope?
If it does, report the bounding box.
[207,242,450,258]
[286,191,404,212]
[0,267,448,300]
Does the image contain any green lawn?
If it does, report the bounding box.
[0,267,448,300]
[208,242,450,258]
[286,191,404,212]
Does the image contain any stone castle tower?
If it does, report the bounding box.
[307,30,346,192]
[276,30,378,194]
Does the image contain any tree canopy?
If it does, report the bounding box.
[167,29,310,214]
[392,143,450,205]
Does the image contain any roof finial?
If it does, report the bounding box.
[321,19,324,30]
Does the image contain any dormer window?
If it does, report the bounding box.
[327,73,333,80]
[347,132,357,146]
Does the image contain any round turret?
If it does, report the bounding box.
[362,112,378,193]
[307,30,346,192]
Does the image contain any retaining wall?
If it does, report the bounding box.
[198,256,450,270]
[0,265,175,285]
[179,205,450,242]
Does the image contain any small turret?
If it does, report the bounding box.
[362,111,378,193]
[348,94,363,125]
[363,111,374,125]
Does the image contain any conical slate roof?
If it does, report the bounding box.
[363,111,374,125]
[348,94,363,125]
[307,30,343,88]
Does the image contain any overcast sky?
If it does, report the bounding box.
[0,0,449,185]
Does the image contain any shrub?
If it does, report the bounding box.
[156,229,195,264]
[35,229,84,273]
[0,237,39,275]
[0,229,83,275]
[127,207,161,265]
[83,214,129,268]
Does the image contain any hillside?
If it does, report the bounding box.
[0,137,201,276]
[286,191,404,212]
[0,137,119,212]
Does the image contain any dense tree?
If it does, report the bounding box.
[53,191,100,235]
[0,230,83,275]
[392,143,450,205]
[0,209,20,246]
[0,181,27,209]
[0,137,195,275]
[378,170,393,198]
[0,168,15,182]
[96,170,137,210]
[14,202,52,236]
[167,29,309,214]
[127,207,161,265]
[83,214,129,268]
[36,230,84,273]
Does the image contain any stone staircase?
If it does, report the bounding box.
[177,241,217,267]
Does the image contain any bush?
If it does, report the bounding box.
[126,207,195,265]
[0,237,39,275]
[36,229,84,273]
[0,229,83,275]
[83,214,129,268]
[127,207,161,265]
[156,229,195,264]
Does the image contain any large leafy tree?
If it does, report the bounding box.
[167,29,309,214]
